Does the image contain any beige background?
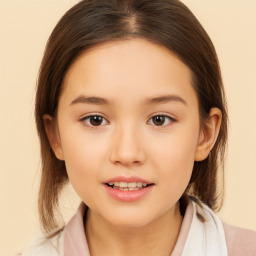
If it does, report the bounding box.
[0,0,255,255]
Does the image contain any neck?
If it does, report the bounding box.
[85,203,183,256]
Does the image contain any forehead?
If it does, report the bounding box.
[60,38,197,108]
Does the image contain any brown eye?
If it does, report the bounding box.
[152,116,165,126]
[149,115,174,126]
[82,115,108,127]
[90,116,103,126]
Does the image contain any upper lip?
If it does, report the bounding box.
[104,176,153,184]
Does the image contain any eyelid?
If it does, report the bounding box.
[79,112,176,128]
[79,113,109,127]
[147,113,176,127]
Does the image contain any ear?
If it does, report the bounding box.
[194,108,222,161]
[43,114,64,160]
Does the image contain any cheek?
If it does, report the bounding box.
[151,124,199,193]
[60,121,109,163]
[58,126,109,197]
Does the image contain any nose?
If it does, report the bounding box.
[109,124,146,167]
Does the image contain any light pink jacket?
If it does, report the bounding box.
[20,200,256,256]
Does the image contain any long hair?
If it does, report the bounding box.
[35,0,228,233]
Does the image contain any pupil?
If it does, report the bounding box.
[153,116,164,126]
[90,116,103,126]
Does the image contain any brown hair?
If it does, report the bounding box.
[35,0,228,233]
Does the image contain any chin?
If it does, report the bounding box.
[102,207,160,229]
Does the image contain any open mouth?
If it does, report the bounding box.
[105,182,153,191]
[104,178,155,201]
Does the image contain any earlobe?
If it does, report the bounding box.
[194,108,222,161]
[43,114,64,160]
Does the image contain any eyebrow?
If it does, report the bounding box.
[70,95,111,105]
[70,94,187,106]
[145,95,187,106]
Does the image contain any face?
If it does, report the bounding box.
[47,39,212,228]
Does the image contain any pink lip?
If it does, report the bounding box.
[103,176,154,202]
[104,176,151,184]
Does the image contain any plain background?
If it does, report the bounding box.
[0,0,255,255]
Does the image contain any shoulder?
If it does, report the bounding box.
[223,221,256,256]
[18,228,65,256]
[190,198,256,255]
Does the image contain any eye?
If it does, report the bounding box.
[80,115,108,127]
[148,115,175,127]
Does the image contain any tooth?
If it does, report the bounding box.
[114,182,120,187]
[108,182,114,186]
[131,187,140,191]
[119,182,128,188]
[136,182,142,188]
[123,188,128,191]
[128,182,136,188]
[142,183,147,187]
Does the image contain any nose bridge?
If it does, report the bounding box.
[110,120,145,166]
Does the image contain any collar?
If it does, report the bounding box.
[64,201,193,256]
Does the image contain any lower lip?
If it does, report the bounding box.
[104,184,154,202]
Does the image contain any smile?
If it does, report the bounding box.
[104,177,154,202]
[106,182,150,191]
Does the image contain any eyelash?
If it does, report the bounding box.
[80,114,176,128]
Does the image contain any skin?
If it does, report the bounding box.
[44,38,221,256]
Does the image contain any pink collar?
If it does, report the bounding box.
[64,203,90,256]
[64,201,193,255]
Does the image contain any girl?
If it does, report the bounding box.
[20,0,256,255]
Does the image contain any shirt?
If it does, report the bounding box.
[20,199,256,255]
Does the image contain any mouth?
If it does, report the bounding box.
[104,176,155,201]
[105,181,153,191]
